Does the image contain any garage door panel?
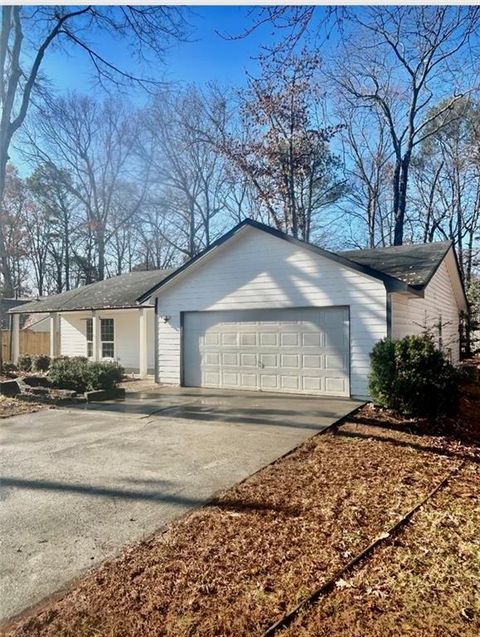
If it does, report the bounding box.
[240,373,257,387]
[183,307,349,397]
[205,352,220,365]
[260,353,277,368]
[281,375,300,390]
[260,374,279,390]
[302,332,321,347]
[303,354,321,369]
[303,376,322,392]
[281,354,300,368]
[281,332,299,346]
[325,377,346,394]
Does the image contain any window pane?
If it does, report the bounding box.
[101,319,114,341]
[86,318,93,342]
[87,342,93,358]
[102,342,114,358]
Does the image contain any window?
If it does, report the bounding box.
[101,318,114,358]
[86,318,93,358]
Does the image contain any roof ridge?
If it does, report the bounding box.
[340,239,452,255]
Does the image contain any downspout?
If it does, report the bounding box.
[386,292,392,339]
[154,298,159,384]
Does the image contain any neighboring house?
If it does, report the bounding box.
[8,270,172,376]
[22,314,50,332]
[0,298,31,329]
[9,219,467,398]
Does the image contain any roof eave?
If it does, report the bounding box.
[7,304,151,315]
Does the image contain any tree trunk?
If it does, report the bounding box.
[392,158,402,245]
[394,153,411,246]
[95,225,106,281]
[0,154,15,296]
[64,218,70,291]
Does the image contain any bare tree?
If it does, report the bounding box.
[0,164,29,296]
[26,163,77,293]
[336,7,480,244]
[241,6,480,245]
[0,4,187,294]
[139,87,230,259]
[412,98,480,281]
[23,94,148,281]
[208,53,345,241]
[338,106,393,247]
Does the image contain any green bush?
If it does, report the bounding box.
[49,357,92,393]
[88,361,124,391]
[17,353,32,372]
[32,354,51,372]
[369,335,459,418]
[49,357,124,393]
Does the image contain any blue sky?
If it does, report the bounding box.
[41,6,289,98]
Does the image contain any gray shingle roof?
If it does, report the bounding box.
[8,234,455,316]
[340,241,452,288]
[9,269,173,314]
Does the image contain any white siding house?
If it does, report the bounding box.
[59,309,155,373]
[9,219,467,398]
[8,270,170,376]
[150,228,388,398]
[390,255,463,362]
[137,221,466,400]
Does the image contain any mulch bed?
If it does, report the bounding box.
[5,404,478,637]
[0,395,45,419]
[280,460,480,637]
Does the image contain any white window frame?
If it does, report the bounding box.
[100,318,115,359]
[86,318,93,359]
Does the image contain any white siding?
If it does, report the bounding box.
[59,308,155,373]
[155,227,388,398]
[60,314,87,357]
[391,259,461,362]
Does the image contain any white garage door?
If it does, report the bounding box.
[183,307,350,396]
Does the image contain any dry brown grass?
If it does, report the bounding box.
[5,405,472,637]
[280,461,480,637]
[0,395,44,418]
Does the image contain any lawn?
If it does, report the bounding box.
[3,407,479,637]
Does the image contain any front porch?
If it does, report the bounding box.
[10,307,155,378]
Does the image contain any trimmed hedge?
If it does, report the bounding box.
[369,335,459,418]
[49,358,124,394]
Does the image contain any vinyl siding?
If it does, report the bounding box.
[59,308,155,373]
[154,227,388,398]
[60,314,87,357]
[391,259,460,362]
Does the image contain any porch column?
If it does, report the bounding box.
[138,307,148,378]
[49,313,58,358]
[12,313,20,364]
[92,311,100,361]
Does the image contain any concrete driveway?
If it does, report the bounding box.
[0,387,362,621]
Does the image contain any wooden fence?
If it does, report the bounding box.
[1,330,50,362]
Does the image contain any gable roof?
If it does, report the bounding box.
[340,241,453,289]
[9,220,465,314]
[8,269,173,315]
[136,219,429,303]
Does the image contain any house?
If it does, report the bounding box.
[9,220,467,398]
[0,298,31,329]
[8,269,172,376]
